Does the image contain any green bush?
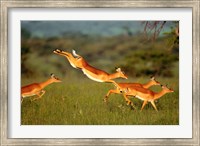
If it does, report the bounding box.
[121,49,178,77]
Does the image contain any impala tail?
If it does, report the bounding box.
[72,50,81,59]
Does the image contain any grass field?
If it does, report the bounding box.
[21,71,179,125]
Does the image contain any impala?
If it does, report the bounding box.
[104,76,160,102]
[123,85,174,111]
[53,49,128,83]
[21,73,61,102]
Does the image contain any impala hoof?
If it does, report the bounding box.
[126,101,131,105]
[103,97,108,103]
[130,106,135,110]
[54,49,62,53]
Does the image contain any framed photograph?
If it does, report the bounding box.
[1,0,199,145]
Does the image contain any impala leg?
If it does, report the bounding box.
[21,96,23,104]
[61,50,82,60]
[129,100,136,110]
[32,90,46,101]
[61,51,71,56]
[123,94,130,104]
[141,100,148,111]
[39,90,45,97]
[54,49,70,57]
[151,101,158,112]
[104,89,121,102]
[31,94,40,101]
[106,80,119,88]
[123,94,136,109]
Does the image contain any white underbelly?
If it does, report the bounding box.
[135,95,152,102]
[135,95,145,101]
[68,60,77,69]
[82,69,103,82]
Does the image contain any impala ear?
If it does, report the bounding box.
[116,68,121,72]
[51,73,55,78]
[150,76,155,80]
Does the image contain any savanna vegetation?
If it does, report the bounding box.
[21,21,179,125]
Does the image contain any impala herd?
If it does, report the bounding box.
[21,49,174,111]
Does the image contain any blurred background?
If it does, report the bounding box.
[21,21,179,79]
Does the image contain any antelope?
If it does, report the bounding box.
[104,76,160,102]
[123,85,174,111]
[53,49,128,83]
[21,73,61,102]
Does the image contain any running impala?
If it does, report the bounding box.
[123,85,174,111]
[104,76,160,102]
[21,73,61,102]
[53,49,128,83]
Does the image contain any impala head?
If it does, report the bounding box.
[161,84,174,93]
[150,76,160,86]
[50,73,62,82]
[116,68,128,79]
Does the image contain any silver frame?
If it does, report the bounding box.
[1,0,199,145]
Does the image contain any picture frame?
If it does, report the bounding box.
[0,0,199,145]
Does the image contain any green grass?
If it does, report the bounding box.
[21,75,179,125]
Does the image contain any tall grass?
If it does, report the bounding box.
[21,75,179,125]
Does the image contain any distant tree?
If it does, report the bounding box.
[163,22,179,52]
[121,48,178,77]
[142,21,179,52]
[21,28,33,76]
[142,21,166,41]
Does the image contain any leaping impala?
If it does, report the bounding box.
[53,49,128,83]
[21,73,61,103]
[123,85,174,111]
[104,76,160,102]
